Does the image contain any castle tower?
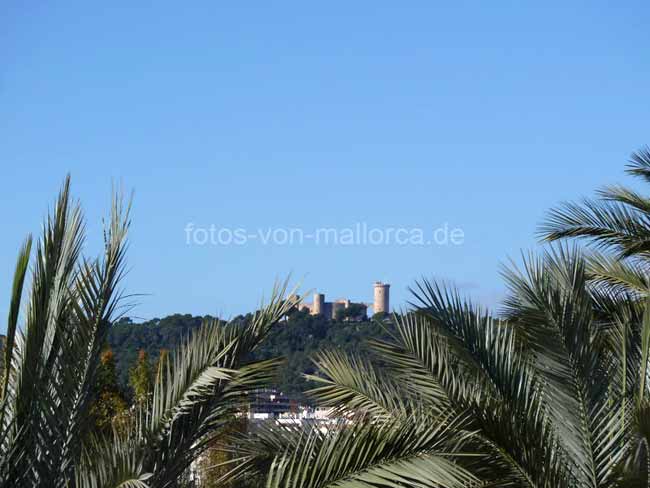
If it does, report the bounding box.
[313,293,325,315]
[373,282,390,314]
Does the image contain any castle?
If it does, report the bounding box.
[294,282,390,320]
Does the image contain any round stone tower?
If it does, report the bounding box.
[313,293,325,315]
[373,282,390,314]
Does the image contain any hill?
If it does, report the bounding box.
[108,310,391,402]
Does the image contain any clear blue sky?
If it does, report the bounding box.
[1,2,649,326]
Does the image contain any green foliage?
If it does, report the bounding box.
[372,311,389,321]
[539,146,650,297]
[90,349,129,435]
[192,418,255,487]
[109,309,391,403]
[264,413,479,488]
[77,281,300,488]
[341,302,367,320]
[253,310,391,401]
[110,314,209,386]
[128,350,154,405]
[0,176,131,487]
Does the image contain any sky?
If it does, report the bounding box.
[1,1,649,327]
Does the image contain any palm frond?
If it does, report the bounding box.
[502,246,629,487]
[78,283,300,488]
[369,313,453,412]
[409,280,535,410]
[616,400,650,487]
[598,184,650,215]
[585,252,650,296]
[0,177,132,488]
[627,147,650,184]
[2,235,31,398]
[76,426,151,488]
[306,350,409,420]
[0,176,86,486]
[539,197,650,257]
[265,412,479,488]
[404,280,570,486]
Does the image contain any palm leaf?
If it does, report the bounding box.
[265,412,479,488]
[78,282,300,488]
[306,350,409,420]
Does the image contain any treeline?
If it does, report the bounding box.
[108,314,209,385]
[108,310,391,402]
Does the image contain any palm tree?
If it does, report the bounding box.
[1,177,299,488]
[0,176,130,487]
[77,285,298,488]
[238,248,650,487]
[539,147,650,295]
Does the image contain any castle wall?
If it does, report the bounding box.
[302,284,387,320]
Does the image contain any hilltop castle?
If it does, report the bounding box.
[293,282,390,320]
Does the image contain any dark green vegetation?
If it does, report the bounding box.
[109,314,208,385]
[109,310,391,402]
[254,311,390,399]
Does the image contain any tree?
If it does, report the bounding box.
[128,349,153,405]
[341,303,367,321]
[539,146,650,295]
[193,417,255,487]
[79,283,298,488]
[90,349,128,434]
[371,311,388,321]
[108,314,208,385]
[0,176,130,487]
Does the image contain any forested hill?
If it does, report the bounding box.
[108,314,210,385]
[108,310,391,401]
